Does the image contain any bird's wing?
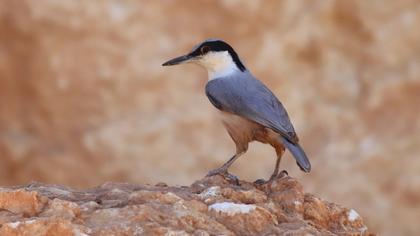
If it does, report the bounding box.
[205,75,299,144]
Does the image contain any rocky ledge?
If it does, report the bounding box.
[0,176,373,236]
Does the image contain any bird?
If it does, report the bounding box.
[162,39,311,183]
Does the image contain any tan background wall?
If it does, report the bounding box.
[0,0,419,234]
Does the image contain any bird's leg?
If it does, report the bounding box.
[255,147,286,185]
[268,154,282,181]
[207,153,243,184]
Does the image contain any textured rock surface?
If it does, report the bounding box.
[0,176,373,236]
[0,1,419,235]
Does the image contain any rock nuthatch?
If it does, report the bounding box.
[163,39,311,183]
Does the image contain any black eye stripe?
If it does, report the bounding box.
[190,40,246,72]
[200,46,210,54]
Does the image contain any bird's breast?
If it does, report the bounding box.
[218,111,265,143]
[218,111,282,147]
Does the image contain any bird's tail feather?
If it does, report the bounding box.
[280,136,311,172]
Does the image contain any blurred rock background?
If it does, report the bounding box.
[0,0,419,235]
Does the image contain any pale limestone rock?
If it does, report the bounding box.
[0,176,373,236]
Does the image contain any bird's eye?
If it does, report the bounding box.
[200,46,210,55]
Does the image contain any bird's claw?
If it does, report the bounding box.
[254,170,289,185]
[253,178,267,185]
[277,170,289,178]
[206,168,239,185]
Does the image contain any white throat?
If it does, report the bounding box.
[195,51,240,80]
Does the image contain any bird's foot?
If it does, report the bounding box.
[277,170,289,179]
[206,168,239,185]
[254,170,288,185]
[253,178,268,185]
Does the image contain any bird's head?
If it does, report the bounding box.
[162,39,246,79]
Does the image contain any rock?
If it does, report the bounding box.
[304,194,368,235]
[0,190,47,217]
[0,218,88,236]
[0,176,374,236]
[209,202,278,235]
[40,198,81,220]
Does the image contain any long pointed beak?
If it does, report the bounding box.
[162,54,193,66]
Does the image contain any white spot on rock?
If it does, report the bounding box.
[348,209,360,221]
[165,192,181,199]
[165,230,188,236]
[209,202,256,216]
[110,188,125,194]
[133,225,144,235]
[7,222,21,229]
[199,186,221,199]
[7,220,36,229]
[73,228,90,236]
[359,226,368,233]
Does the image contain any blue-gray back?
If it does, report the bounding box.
[205,72,298,144]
